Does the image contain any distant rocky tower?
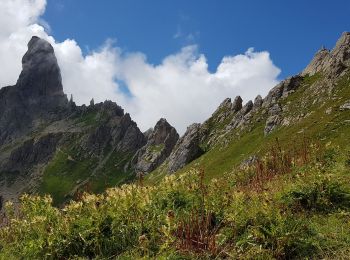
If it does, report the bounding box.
[16,36,67,104]
[0,36,68,145]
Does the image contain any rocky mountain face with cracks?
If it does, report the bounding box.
[1,32,350,207]
[133,118,179,173]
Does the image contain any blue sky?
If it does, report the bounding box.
[0,0,349,133]
[44,0,350,79]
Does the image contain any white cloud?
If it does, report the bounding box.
[0,0,281,135]
[116,46,280,133]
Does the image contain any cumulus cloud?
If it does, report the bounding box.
[0,0,281,134]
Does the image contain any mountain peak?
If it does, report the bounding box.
[302,31,350,76]
[335,31,350,49]
[133,117,179,174]
[16,36,65,99]
[0,36,68,145]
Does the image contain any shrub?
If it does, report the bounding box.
[235,211,320,259]
[282,179,350,213]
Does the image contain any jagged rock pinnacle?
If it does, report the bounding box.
[0,36,68,145]
[134,118,179,173]
[17,36,65,99]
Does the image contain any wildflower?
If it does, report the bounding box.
[5,201,13,208]
[138,234,149,247]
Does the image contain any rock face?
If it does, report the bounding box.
[232,96,243,112]
[263,76,303,107]
[253,95,263,111]
[227,99,254,130]
[83,102,146,156]
[17,36,67,105]
[302,32,350,77]
[2,133,63,173]
[260,76,303,135]
[134,118,179,173]
[167,123,203,173]
[0,36,68,146]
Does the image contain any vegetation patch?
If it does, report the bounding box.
[39,148,98,205]
[281,178,350,213]
[2,140,350,259]
[149,143,165,153]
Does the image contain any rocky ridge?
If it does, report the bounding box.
[154,31,350,175]
[1,32,350,206]
[302,32,350,77]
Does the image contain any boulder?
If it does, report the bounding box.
[264,115,281,135]
[340,101,350,111]
[253,95,263,110]
[232,96,243,112]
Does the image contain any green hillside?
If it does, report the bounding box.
[1,135,350,259]
[148,71,350,184]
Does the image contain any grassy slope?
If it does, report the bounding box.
[39,148,97,205]
[2,139,350,259]
[148,72,350,184]
[39,146,133,205]
[39,112,134,205]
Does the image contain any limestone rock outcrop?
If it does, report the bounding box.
[167,123,203,173]
[302,32,350,77]
[134,118,179,173]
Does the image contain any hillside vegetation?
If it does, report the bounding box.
[1,139,350,259]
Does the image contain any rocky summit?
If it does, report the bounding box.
[133,118,179,173]
[302,32,350,77]
[0,36,69,146]
[0,32,350,211]
[17,36,66,102]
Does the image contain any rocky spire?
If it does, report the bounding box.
[331,31,350,67]
[232,96,243,112]
[0,36,68,145]
[17,36,66,100]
